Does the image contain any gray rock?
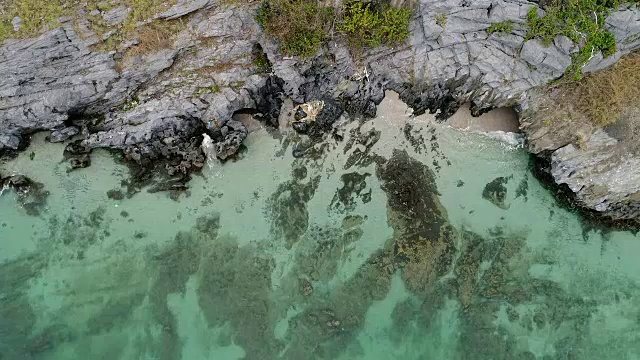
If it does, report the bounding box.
[0,24,184,151]
[521,39,572,75]
[102,29,117,41]
[158,0,216,20]
[102,7,131,26]
[554,35,577,55]
[0,27,119,151]
[12,16,21,32]
[1,0,640,222]
[550,130,640,220]
[84,97,206,149]
[212,120,248,160]
[48,127,80,143]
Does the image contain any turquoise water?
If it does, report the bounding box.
[2,95,640,360]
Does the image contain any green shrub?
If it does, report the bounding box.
[487,20,514,35]
[524,0,617,79]
[339,2,412,49]
[256,0,333,57]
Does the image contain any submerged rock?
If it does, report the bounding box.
[0,174,50,216]
[69,154,91,170]
[482,176,511,210]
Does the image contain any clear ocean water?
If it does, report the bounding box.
[2,94,640,360]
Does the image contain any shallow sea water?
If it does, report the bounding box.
[2,93,640,360]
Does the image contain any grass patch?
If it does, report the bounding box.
[525,0,617,79]
[122,18,186,57]
[562,52,640,127]
[1,0,178,45]
[194,82,221,97]
[487,20,513,35]
[121,0,174,33]
[252,45,272,73]
[339,1,412,49]
[256,0,333,57]
[434,13,447,28]
[256,0,412,57]
[0,0,68,42]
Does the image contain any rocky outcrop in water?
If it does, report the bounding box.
[1,0,640,222]
[0,173,49,216]
[522,104,640,228]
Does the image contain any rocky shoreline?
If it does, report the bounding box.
[2,0,640,226]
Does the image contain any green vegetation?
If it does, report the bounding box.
[434,13,447,28]
[339,2,412,49]
[252,49,272,73]
[194,82,221,97]
[256,0,333,57]
[524,0,617,79]
[487,20,514,35]
[0,0,179,47]
[121,0,174,33]
[0,0,67,41]
[256,0,412,57]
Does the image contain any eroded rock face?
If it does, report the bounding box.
[549,130,640,225]
[522,87,640,227]
[1,0,640,220]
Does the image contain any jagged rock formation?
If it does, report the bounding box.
[522,92,640,227]
[1,0,640,223]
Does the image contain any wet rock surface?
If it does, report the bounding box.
[0,173,49,216]
[482,176,512,210]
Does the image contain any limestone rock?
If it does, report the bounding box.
[158,0,216,20]
[1,0,640,222]
[550,130,640,221]
[211,120,248,160]
[102,7,131,26]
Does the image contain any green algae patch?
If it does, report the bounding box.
[0,255,46,358]
[147,216,218,360]
[375,149,456,295]
[280,149,455,358]
[196,235,279,359]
